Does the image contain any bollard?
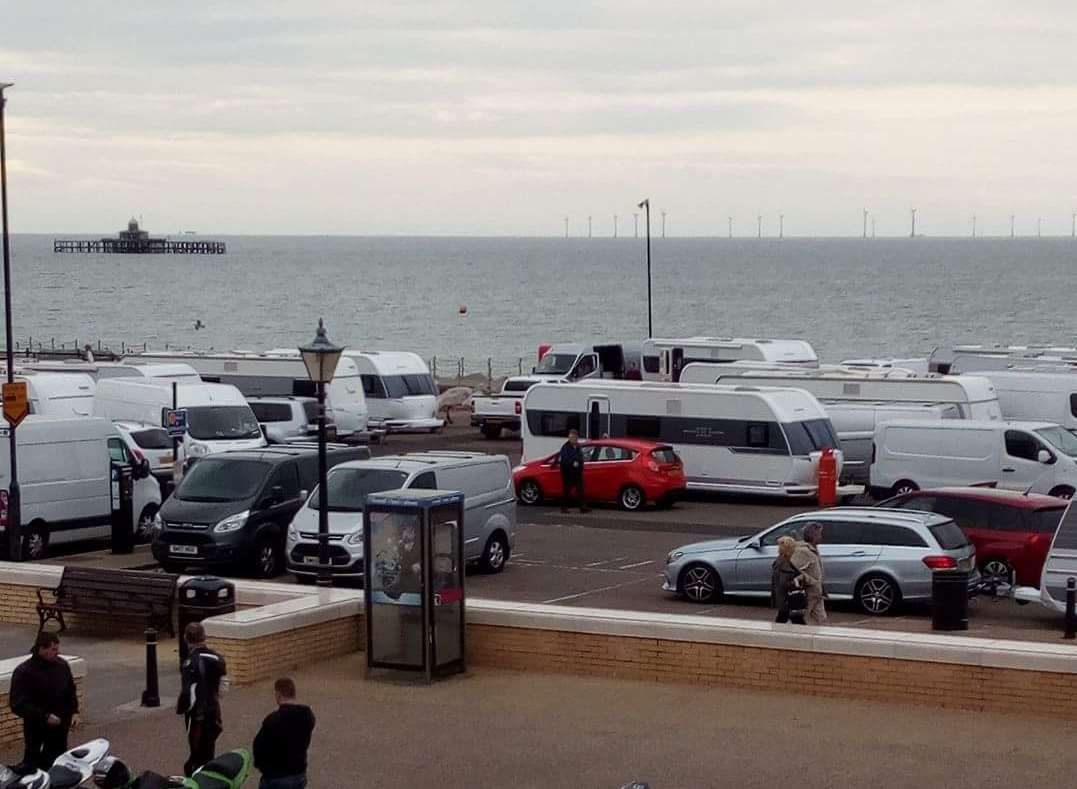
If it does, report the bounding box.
[1065,578,1076,640]
[141,627,161,707]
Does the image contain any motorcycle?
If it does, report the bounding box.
[91,749,252,789]
[0,739,111,789]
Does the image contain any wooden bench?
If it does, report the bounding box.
[37,567,179,635]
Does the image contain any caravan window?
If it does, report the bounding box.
[361,375,388,399]
[784,420,839,455]
[642,355,660,374]
[383,375,437,397]
[526,410,582,437]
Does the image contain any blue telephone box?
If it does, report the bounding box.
[363,490,466,681]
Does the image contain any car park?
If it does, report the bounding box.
[512,438,685,511]
[286,450,516,582]
[153,444,368,577]
[662,508,977,615]
[878,487,1066,586]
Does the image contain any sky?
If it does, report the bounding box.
[2,1,1077,236]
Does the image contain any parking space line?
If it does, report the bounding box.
[618,560,654,570]
[542,576,655,604]
[584,556,628,567]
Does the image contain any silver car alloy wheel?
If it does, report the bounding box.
[486,538,505,570]
[859,577,895,614]
[137,507,157,540]
[682,565,716,602]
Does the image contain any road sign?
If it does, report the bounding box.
[2,381,28,427]
[164,408,188,437]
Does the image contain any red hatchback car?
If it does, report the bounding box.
[880,487,1067,586]
[513,439,686,511]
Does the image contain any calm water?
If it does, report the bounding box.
[7,234,1076,375]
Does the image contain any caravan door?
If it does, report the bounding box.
[586,397,610,440]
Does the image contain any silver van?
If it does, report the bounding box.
[286,450,516,582]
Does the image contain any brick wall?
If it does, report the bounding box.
[208,615,363,685]
[0,680,85,749]
[0,583,44,626]
[465,624,1077,719]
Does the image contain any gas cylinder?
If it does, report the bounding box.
[817,447,838,507]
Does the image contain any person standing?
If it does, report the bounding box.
[558,429,589,513]
[177,623,227,777]
[792,522,827,625]
[9,631,80,771]
[770,536,806,625]
[253,678,317,789]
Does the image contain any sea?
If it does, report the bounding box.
[8,234,1077,377]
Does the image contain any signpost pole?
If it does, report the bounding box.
[171,381,179,493]
[1,84,20,561]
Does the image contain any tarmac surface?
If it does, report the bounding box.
[2,643,1077,789]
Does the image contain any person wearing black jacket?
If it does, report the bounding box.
[253,678,316,789]
[558,429,589,513]
[9,631,80,771]
[177,622,227,777]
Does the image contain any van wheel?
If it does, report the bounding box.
[481,425,501,440]
[856,573,902,615]
[480,532,509,574]
[136,505,158,543]
[618,485,645,511]
[680,563,722,603]
[1049,486,1074,500]
[253,535,283,579]
[517,480,543,506]
[22,523,48,562]
[980,559,1014,587]
[892,480,919,497]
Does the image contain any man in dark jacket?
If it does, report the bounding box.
[253,677,316,789]
[558,428,589,513]
[177,622,227,777]
[10,631,80,770]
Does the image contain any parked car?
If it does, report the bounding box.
[512,439,685,511]
[662,508,977,615]
[112,420,175,494]
[249,396,336,444]
[471,377,539,439]
[286,451,516,582]
[152,444,369,577]
[878,487,1066,586]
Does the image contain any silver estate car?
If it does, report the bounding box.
[662,508,977,615]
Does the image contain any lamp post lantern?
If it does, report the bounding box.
[0,82,20,562]
[637,198,652,338]
[299,318,343,587]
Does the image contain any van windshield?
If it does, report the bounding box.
[1036,426,1077,458]
[535,354,576,375]
[187,405,262,440]
[308,468,409,512]
[176,458,268,502]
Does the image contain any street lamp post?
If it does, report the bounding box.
[637,198,652,338]
[299,319,343,587]
[0,82,19,562]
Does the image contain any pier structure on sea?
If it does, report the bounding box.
[53,218,226,255]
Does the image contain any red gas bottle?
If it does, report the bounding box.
[537,343,551,362]
[817,447,838,507]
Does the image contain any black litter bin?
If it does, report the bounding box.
[931,569,970,631]
[178,576,236,664]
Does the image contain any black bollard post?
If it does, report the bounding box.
[141,627,161,707]
[1064,578,1077,640]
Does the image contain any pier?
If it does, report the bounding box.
[53,218,226,254]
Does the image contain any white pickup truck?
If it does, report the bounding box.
[470,377,541,439]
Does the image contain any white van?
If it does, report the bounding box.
[342,351,442,432]
[826,401,960,485]
[125,351,368,438]
[870,419,1077,500]
[641,337,819,381]
[971,371,1077,430]
[286,451,516,580]
[0,416,161,559]
[682,365,1003,420]
[18,372,96,417]
[522,380,842,498]
[93,379,266,464]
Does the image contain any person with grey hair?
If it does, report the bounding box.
[791,522,827,625]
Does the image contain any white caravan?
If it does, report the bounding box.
[839,358,930,375]
[641,337,819,382]
[342,351,442,431]
[870,419,1077,500]
[680,365,1002,420]
[1015,500,1077,612]
[93,379,265,465]
[825,401,960,485]
[0,416,161,559]
[126,351,367,438]
[17,372,96,418]
[26,360,201,383]
[522,380,842,498]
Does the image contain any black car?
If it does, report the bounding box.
[153,444,369,577]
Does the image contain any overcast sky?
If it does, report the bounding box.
[2,1,1076,236]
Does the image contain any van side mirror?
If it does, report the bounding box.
[270,485,284,505]
[138,458,151,480]
[298,489,309,501]
[1039,449,1056,465]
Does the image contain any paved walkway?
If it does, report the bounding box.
[2,640,1075,788]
